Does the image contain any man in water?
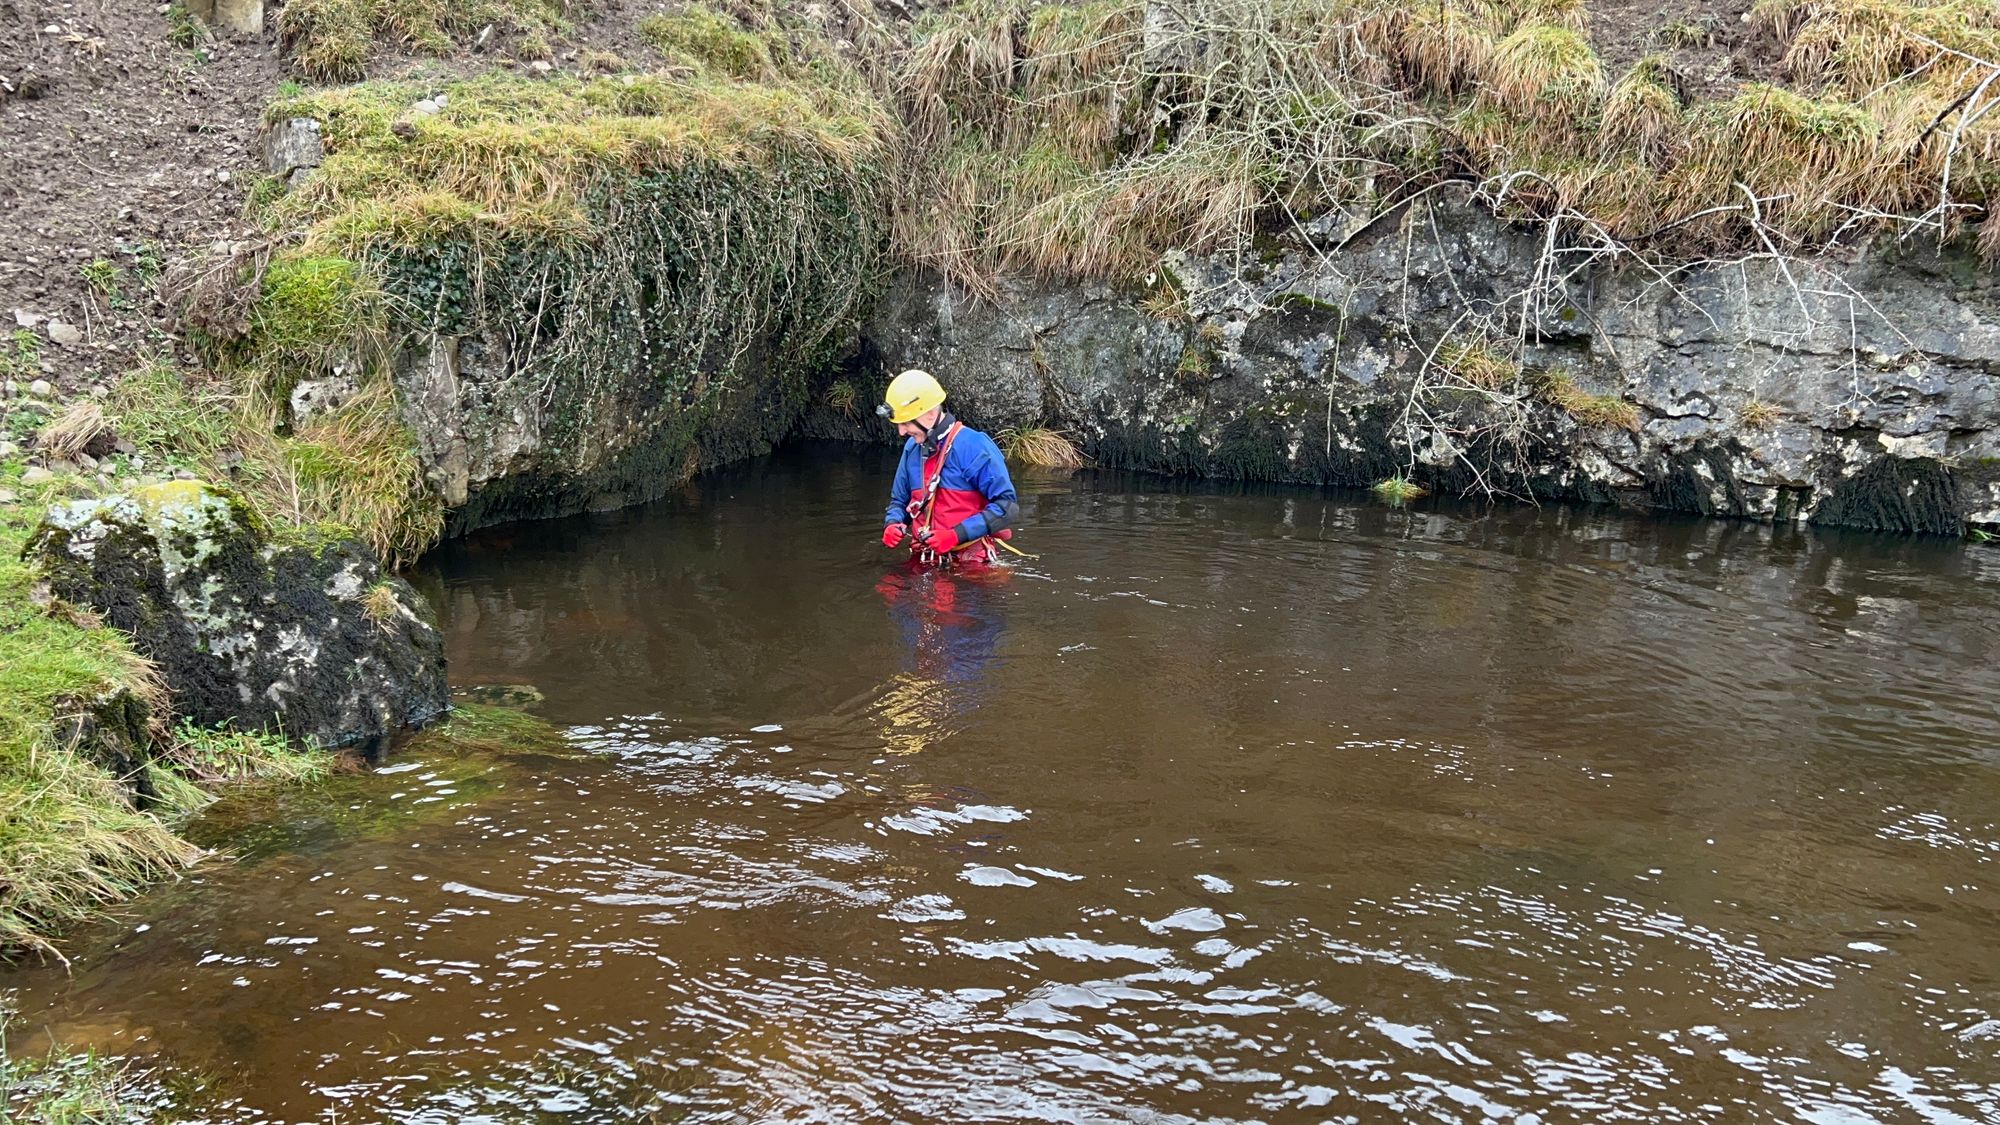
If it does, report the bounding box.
[877,369,1019,567]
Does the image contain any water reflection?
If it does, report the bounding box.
[873,563,1011,756]
[4,445,1999,1123]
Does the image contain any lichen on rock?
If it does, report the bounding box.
[27,480,446,750]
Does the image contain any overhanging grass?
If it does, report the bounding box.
[219,66,890,557]
[882,0,2000,287]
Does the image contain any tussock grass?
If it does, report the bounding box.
[233,381,441,565]
[107,362,237,466]
[1740,398,1783,427]
[278,0,569,81]
[1000,425,1088,469]
[1539,372,1641,430]
[1437,338,1521,389]
[362,582,403,630]
[1603,56,1683,162]
[1486,24,1604,121]
[876,0,2000,288]
[639,6,776,79]
[1372,475,1429,503]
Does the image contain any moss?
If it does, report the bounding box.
[242,253,384,403]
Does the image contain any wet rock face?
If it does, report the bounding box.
[27,481,447,749]
[862,191,2000,536]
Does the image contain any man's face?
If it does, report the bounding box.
[895,407,941,442]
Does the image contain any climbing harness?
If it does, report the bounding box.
[906,420,1038,564]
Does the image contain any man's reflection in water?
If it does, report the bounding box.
[871,560,1010,756]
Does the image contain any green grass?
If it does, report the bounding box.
[1372,474,1429,503]
[0,467,201,957]
[421,703,568,756]
[639,6,776,79]
[106,362,237,467]
[164,720,332,784]
[277,0,569,80]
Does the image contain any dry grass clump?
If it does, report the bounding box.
[1539,371,1640,430]
[1486,24,1604,121]
[1739,398,1783,427]
[1603,55,1683,162]
[1437,338,1522,388]
[33,402,113,462]
[1001,425,1088,469]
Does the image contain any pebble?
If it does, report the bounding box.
[28,378,53,397]
[216,169,232,183]
[13,309,40,328]
[0,440,18,458]
[173,469,197,481]
[46,320,81,346]
[0,489,16,505]
[21,467,53,485]
[530,60,554,74]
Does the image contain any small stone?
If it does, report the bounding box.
[46,321,81,346]
[75,453,99,471]
[216,169,232,183]
[529,60,554,74]
[21,467,53,485]
[0,440,19,458]
[13,308,41,328]
[43,24,60,34]
[410,98,439,116]
[28,378,53,397]
[114,438,136,455]
[88,384,109,399]
[0,489,17,505]
[173,469,197,481]
[433,93,447,109]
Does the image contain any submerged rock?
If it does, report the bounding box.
[26,481,447,749]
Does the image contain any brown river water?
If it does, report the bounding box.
[5,444,2000,1123]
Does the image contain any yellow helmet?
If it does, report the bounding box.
[879,369,947,424]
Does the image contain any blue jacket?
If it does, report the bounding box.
[885,423,1019,541]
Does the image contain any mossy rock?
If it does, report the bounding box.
[26,481,447,750]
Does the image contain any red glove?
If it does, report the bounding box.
[917,524,960,554]
[882,523,907,548]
